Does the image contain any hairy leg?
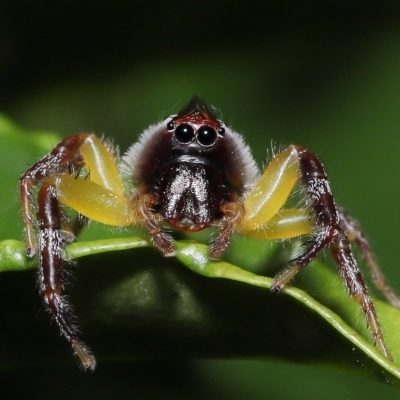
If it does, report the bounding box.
[136,190,176,256]
[339,208,400,308]
[37,181,96,369]
[209,201,245,259]
[270,146,390,358]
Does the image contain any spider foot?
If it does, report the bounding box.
[270,282,282,294]
[151,232,176,257]
[372,333,392,360]
[26,247,37,258]
[209,235,230,260]
[271,264,301,293]
[61,229,76,244]
[72,339,97,371]
[25,232,38,258]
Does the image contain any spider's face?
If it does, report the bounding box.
[166,99,226,151]
[124,96,258,189]
[122,96,258,232]
[156,96,228,176]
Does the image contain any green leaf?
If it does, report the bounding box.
[2,115,400,385]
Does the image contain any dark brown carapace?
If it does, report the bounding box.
[19,95,399,370]
[122,96,257,257]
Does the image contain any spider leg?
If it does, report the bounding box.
[271,146,390,358]
[20,134,89,257]
[20,134,126,257]
[239,145,316,241]
[268,145,358,285]
[20,134,132,369]
[209,200,245,259]
[242,146,300,230]
[339,208,400,308]
[330,231,390,357]
[37,181,96,370]
[136,190,176,256]
[210,173,303,258]
[240,208,313,240]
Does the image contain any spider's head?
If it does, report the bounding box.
[123,95,258,194]
[166,96,226,148]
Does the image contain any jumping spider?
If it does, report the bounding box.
[20,96,399,370]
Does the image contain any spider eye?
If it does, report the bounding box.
[197,125,217,147]
[217,126,225,136]
[166,120,175,131]
[175,123,195,144]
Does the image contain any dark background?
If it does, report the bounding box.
[1,1,400,398]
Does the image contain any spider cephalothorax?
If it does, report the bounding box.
[20,95,399,370]
[121,96,258,257]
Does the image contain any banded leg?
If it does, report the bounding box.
[330,231,389,357]
[268,146,390,358]
[20,134,128,369]
[339,209,400,308]
[271,146,342,290]
[20,134,125,257]
[37,181,95,370]
[20,134,90,257]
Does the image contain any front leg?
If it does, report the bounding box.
[20,133,127,369]
[20,134,90,257]
[37,181,95,370]
[20,133,125,257]
[271,146,390,358]
[271,146,341,287]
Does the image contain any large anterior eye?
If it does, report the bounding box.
[197,125,217,146]
[175,123,195,143]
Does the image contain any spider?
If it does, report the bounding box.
[20,95,398,370]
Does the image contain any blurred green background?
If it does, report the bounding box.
[1,0,400,398]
